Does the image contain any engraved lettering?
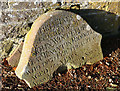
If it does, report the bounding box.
[18,11,103,88]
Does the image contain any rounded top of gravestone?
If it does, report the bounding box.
[15,10,103,88]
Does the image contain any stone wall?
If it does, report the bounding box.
[0,2,52,60]
[0,1,120,61]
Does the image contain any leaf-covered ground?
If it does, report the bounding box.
[1,48,120,90]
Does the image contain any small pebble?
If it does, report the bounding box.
[109,79,112,82]
[73,69,75,73]
[11,72,14,75]
[1,48,120,90]
[106,62,109,66]
[100,62,102,64]
[110,83,118,87]
[58,73,61,76]
[88,76,91,79]
[18,84,21,87]
[83,67,86,71]
[87,85,91,88]
[74,73,77,78]
[95,78,98,82]
[5,87,10,89]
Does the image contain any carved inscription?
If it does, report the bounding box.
[15,10,103,88]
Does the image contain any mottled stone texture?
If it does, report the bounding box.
[15,10,103,88]
[78,9,119,37]
[0,2,120,66]
[0,2,8,9]
[0,2,53,60]
[7,42,23,67]
[0,1,119,89]
[88,2,119,15]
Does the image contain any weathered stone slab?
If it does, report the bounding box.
[7,42,23,67]
[78,9,120,37]
[15,10,103,88]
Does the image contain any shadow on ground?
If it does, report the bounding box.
[58,8,120,57]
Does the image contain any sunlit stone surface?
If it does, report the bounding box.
[15,10,103,88]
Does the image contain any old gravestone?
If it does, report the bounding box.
[15,10,103,87]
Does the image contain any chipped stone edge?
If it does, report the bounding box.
[15,10,65,82]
